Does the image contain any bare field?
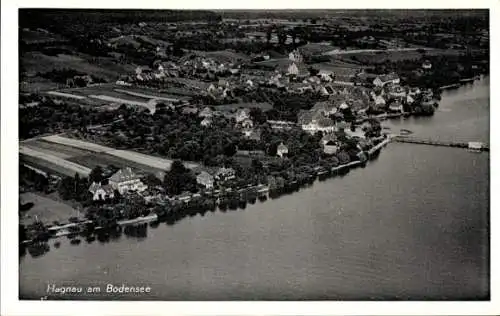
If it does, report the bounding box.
[46,91,87,100]
[20,146,91,177]
[42,135,199,172]
[337,49,467,65]
[67,153,166,178]
[42,135,112,152]
[21,52,136,82]
[22,139,91,158]
[20,153,88,178]
[114,88,188,102]
[20,192,81,225]
[60,85,151,103]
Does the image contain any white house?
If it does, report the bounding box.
[422,60,432,70]
[288,49,303,63]
[312,101,337,116]
[374,95,386,106]
[323,141,339,155]
[88,182,115,201]
[199,107,214,118]
[241,118,254,128]
[196,171,214,189]
[388,101,404,113]
[318,70,334,82]
[287,62,299,76]
[235,108,251,123]
[201,117,212,127]
[215,167,236,182]
[277,143,289,157]
[373,73,400,87]
[108,167,147,195]
[345,128,366,139]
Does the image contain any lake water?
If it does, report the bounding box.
[19,77,490,300]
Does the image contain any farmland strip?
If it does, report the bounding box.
[20,146,91,176]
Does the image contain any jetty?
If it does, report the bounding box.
[392,136,489,151]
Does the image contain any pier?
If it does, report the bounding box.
[392,136,489,151]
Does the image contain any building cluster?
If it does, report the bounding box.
[89,167,148,201]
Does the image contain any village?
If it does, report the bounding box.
[18,10,489,249]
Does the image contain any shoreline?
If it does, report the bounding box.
[21,137,392,245]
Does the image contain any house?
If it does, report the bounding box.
[182,106,199,115]
[323,141,339,155]
[287,62,299,76]
[196,171,215,189]
[108,167,147,195]
[388,100,403,113]
[345,127,366,139]
[388,85,406,98]
[373,73,400,87]
[298,110,323,133]
[422,60,432,70]
[277,143,289,157]
[288,49,303,63]
[214,167,236,182]
[316,118,337,133]
[374,95,386,107]
[301,113,336,134]
[321,133,338,146]
[406,94,415,104]
[312,101,337,116]
[330,95,350,110]
[316,85,331,96]
[201,117,212,127]
[235,108,251,123]
[240,118,254,128]
[199,107,214,118]
[241,128,261,140]
[336,121,350,131]
[408,87,421,96]
[318,70,334,82]
[88,182,115,201]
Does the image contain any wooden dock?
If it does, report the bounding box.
[392,136,489,152]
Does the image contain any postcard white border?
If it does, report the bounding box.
[2,0,499,315]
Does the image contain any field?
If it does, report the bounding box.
[40,135,200,172]
[67,153,166,178]
[182,50,250,63]
[21,29,67,45]
[21,52,136,81]
[19,192,81,225]
[214,102,273,112]
[46,91,86,100]
[311,62,364,77]
[22,138,167,179]
[336,48,469,65]
[42,135,111,152]
[20,146,91,177]
[113,88,189,102]
[44,84,192,111]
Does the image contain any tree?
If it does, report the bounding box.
[337,151,351,165]
[89,166,104,184]
[58,176,75,200]
[266,27,273,44]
